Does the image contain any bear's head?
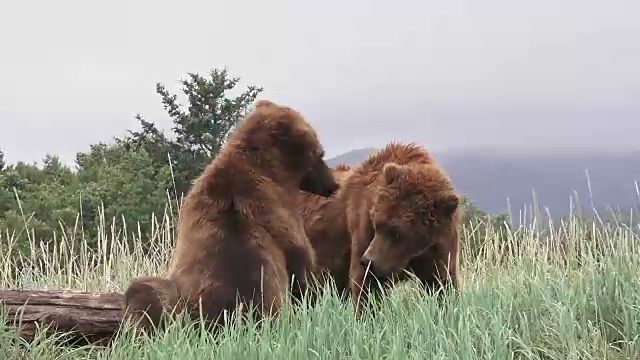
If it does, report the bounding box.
[360,162,460,278]
[243,100,339,198]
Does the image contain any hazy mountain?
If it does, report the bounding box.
[327,148,378,166]
[327,148,640,220]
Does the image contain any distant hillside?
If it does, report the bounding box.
[326,148,378,167]
[327,148,640,220]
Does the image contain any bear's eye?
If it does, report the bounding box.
[387,227,402,242]
[377,222,402,242]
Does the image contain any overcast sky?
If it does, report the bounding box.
[1,0,638,165]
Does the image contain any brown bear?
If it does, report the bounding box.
[122,99,339,333]
[299,164,354,300]
[339,143,462,312]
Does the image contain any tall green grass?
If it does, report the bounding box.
[0,192,639,359]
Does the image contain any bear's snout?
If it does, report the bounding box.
[360,255,386,278]
[299,161,340,198]
[322,180,340,197]
[360,255,371,268]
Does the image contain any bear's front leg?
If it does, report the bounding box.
[349,249,390,314]
[348,218,383,314]
[409,242,459,304]
[284,241,316,304]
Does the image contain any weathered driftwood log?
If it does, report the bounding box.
[0,289,124,345]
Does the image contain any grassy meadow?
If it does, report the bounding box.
[0,190,639,360]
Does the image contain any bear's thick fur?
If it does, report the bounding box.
[122,99,339,332]
[299,164,353,299]
[122,276,185,332]
[340,143,462,311]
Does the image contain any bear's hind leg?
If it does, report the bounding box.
[122,276,182,334]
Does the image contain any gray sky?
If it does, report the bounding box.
[1,0,639,165]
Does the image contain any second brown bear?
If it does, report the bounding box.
[301,143,462,312]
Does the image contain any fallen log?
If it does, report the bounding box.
[0,289,124,346]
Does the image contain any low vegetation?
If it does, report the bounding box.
[0,199,638,359]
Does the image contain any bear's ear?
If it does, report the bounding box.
[272,111,303,145]
[382,163,402,185]
[270,110,312,168]
[242,101,285,152]
[438,194,460,219]
[254,99,277,110]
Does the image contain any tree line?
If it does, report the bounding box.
[0,67,507,255]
